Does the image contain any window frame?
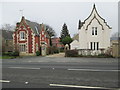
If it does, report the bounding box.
[20,31,25,40]
[19,44,26,52]
[95,27,97,35]
[92,27,97,36]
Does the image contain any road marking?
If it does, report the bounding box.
[49,84,114,89]
[8,67,40,70]
[0,80,10,83]
[68,69,119,72]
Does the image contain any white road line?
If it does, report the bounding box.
[49,84,114,89]
[8,67,40,70]
[68,69,119,72]
[0,80,10,83]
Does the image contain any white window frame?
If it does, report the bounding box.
[95,27,97,35]
[19,44,26,52]
[92,27,97,36]
[20,31,25,40]
[90,42,99,50]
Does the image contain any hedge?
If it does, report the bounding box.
[65,50,78,57]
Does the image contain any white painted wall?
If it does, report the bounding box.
[78,5,111,50]
[70,40,79,50]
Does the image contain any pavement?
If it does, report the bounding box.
[1,57,119,89]
[46,53,65,57]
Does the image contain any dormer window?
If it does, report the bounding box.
[35,26,39,34]
[20,31,25,40]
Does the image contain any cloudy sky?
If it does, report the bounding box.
[0,1,118,37]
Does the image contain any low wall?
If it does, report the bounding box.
[19,52,35,56]
[78,49,106,56]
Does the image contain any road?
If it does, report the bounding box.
[1,56,119,89]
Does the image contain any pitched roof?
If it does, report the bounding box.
[19,17,50,38]
[0,30,13,40]
[80,4,112,30]
[25,19,40,35]
[72,34,79,41]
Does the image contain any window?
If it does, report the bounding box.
[35,26,39,34]
[90,42,99,50]
[20,32,25,40]
[94,42,96,50]
[97,42,99,50]
[95,27,97,35]
[92,27,94,35]
[90,42,92,50]
[92,27,97,35]
[19,44,26,52]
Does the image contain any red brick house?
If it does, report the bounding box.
[13,16,50,55]
[51,37,64,48]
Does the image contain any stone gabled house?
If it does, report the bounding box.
[71,4,112,50]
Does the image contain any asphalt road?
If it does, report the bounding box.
[1,57,119,89]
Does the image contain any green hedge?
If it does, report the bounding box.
[65,50,78,57]
[2,51,19,56]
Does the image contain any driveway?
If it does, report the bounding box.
[46,53,65,57]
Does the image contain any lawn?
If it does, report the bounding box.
[0,55,16,59]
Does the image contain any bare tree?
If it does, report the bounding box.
[1,24,15,31]
[111,32,120,37]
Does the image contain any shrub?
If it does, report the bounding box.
[60,47,64,52]
[36,51,40,56]
[10,51,19,56]
[65,50,78,57]
[54,49,59,53]
[98,54,113,58]
[2,51,19,56]
[2,52,10,56]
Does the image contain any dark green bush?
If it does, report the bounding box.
[60,47,64,52]
[65,50,78,57]
[2,51,19,56]
[2,52,10,56]
[54,49,59,53]
[10,51,19,56]
[98,54,113,57]
[36,51,40,56]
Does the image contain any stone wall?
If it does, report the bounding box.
[78,49,106,56]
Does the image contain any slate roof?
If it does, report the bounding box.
[25,19,40,35]
[72,34,79,41]
[25,19,50,38]
[0,30,13,40]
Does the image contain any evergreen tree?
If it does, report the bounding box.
[60,23,72,47]
[60,23,70,40]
